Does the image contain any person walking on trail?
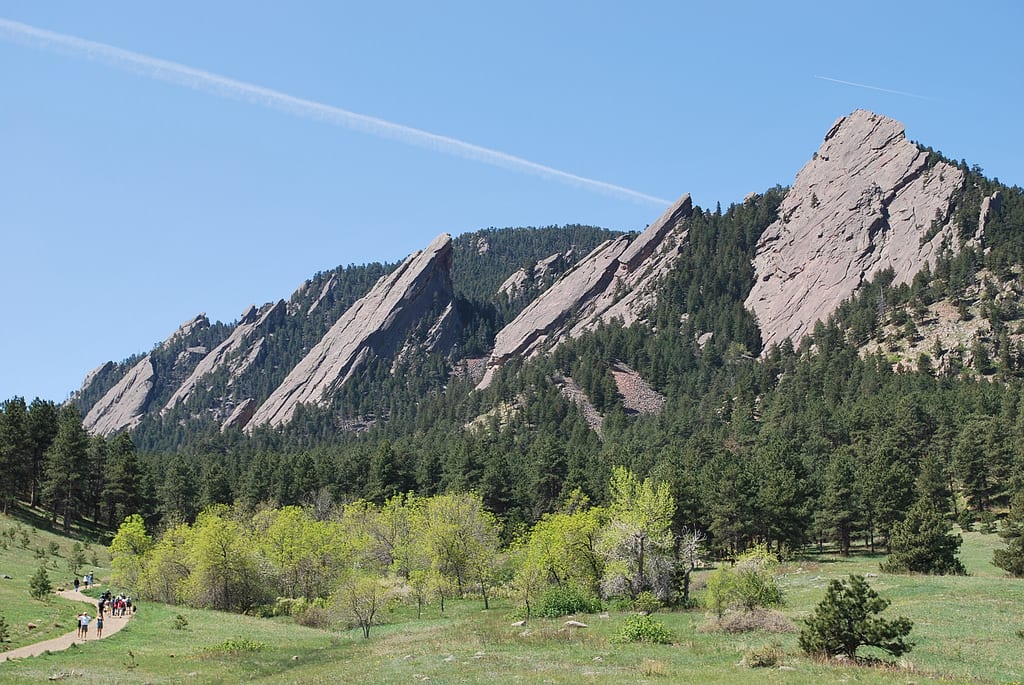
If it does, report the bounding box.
[95,613,104,639]
[74,577,80,592]
[79,612,91,640]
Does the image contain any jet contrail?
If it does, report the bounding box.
[0,17,671,207]
[814,75,940,102]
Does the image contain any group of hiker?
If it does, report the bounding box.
[70,575,135,641]
[72,572,95,592]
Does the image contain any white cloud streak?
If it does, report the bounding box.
[814,75,940,102]
[0,17,671,207]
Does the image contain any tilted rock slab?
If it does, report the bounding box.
[745,109,965,351]
[162,300,286,414]
[478,194,692,388]
[246,233,457,431]
[83,314,209,436]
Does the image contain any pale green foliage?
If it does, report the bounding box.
[177,507,267,612]
[598,466,676,601]
[612,613,675,644]
[332,572,407,638]
[29,563,51,600]
[704,544,783,617]
[109,513,153,592]
[250,506,347,600]
[415,492,500,608]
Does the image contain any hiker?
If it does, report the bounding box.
[79,612,91,640]
[95,613,104,639]
[74,577,80,592]
[75,612,83,638]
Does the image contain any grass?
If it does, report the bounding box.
[0,508,113,652]
[1,517,1022,683]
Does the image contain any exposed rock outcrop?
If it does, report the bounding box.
[83,356,156,436]
[497,249,574,300]
[246,233,458,431]
[82,314,209,436]
[221,398,257,432]
[162,300,286,414]
[478,194,692,388]
[745,110,965,351]
[72,361,114,401]
[610,362,666,415]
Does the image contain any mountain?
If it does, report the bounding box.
[69,110,1021,456]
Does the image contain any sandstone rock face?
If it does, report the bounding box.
[72,361,114,401]
[83,356,156,436]
[162,300,286,414]
[246,233,457,431]
[479,194,692,388]
[221,397,257,432]
[745,110,965,351]
[82,314,209,436]
[497,250,574,300]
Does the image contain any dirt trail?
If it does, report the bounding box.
[0,588,132,663]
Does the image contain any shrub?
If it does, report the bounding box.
[956,509,974,531]
[613,613,675,644]
[701,608,797,634]
[173,614,189,630]
[0,614,9,643]
[799,575,913,659]
[631,591,661,615]
[741,643,784,668]
[704,545,783,617]
[536,585,602,618]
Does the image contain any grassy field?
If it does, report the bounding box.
[0,508,113,650]
[1,514,1021,684]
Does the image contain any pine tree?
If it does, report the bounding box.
[993,489,1024,577]
[799,574,913,659]
[29,564,52,600]
[881,499,966,575]
[41,404,89,532]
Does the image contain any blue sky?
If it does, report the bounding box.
[2,1,1021,403]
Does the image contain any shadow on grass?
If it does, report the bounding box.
[7,502,114,545]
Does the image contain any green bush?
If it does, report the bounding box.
[613,613,675,644]
[173,614,189,630]
[0,614,9,643]
[799,574,913,659]
[536,585,602,618]
[29,564,51,600]
[631,591,661,615]
[705,545,783,617]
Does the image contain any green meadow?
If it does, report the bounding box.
[1,512,1021,684]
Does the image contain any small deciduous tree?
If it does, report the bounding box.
[799,574,913,659]
[332,572,406,639]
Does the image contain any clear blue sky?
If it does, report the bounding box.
[2,1,1021,403]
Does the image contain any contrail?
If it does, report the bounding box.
[0,18,671,207]
[814,75,940,102]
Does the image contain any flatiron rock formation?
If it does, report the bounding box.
[479,194,692,388]
[83,314,210,436]
[162,300,286,414]
[745,109,965,350]
[246,233,457,431]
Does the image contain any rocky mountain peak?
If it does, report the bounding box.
[245,233,458,431]
[745,110,965,350]
[478,193,692,388]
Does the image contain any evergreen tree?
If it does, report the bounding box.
[993,489,1024,577]
[816,448,862,555]
[799,574,913,659]
[881,499,966,575]
[101,433,147,526]
[41,404,89,532]
[25,399,58,507]
[0,397,29,513]
[29,564,52,601]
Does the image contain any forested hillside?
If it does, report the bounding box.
[3,116,1024,591]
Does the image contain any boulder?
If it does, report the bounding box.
[745,110,965,351]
